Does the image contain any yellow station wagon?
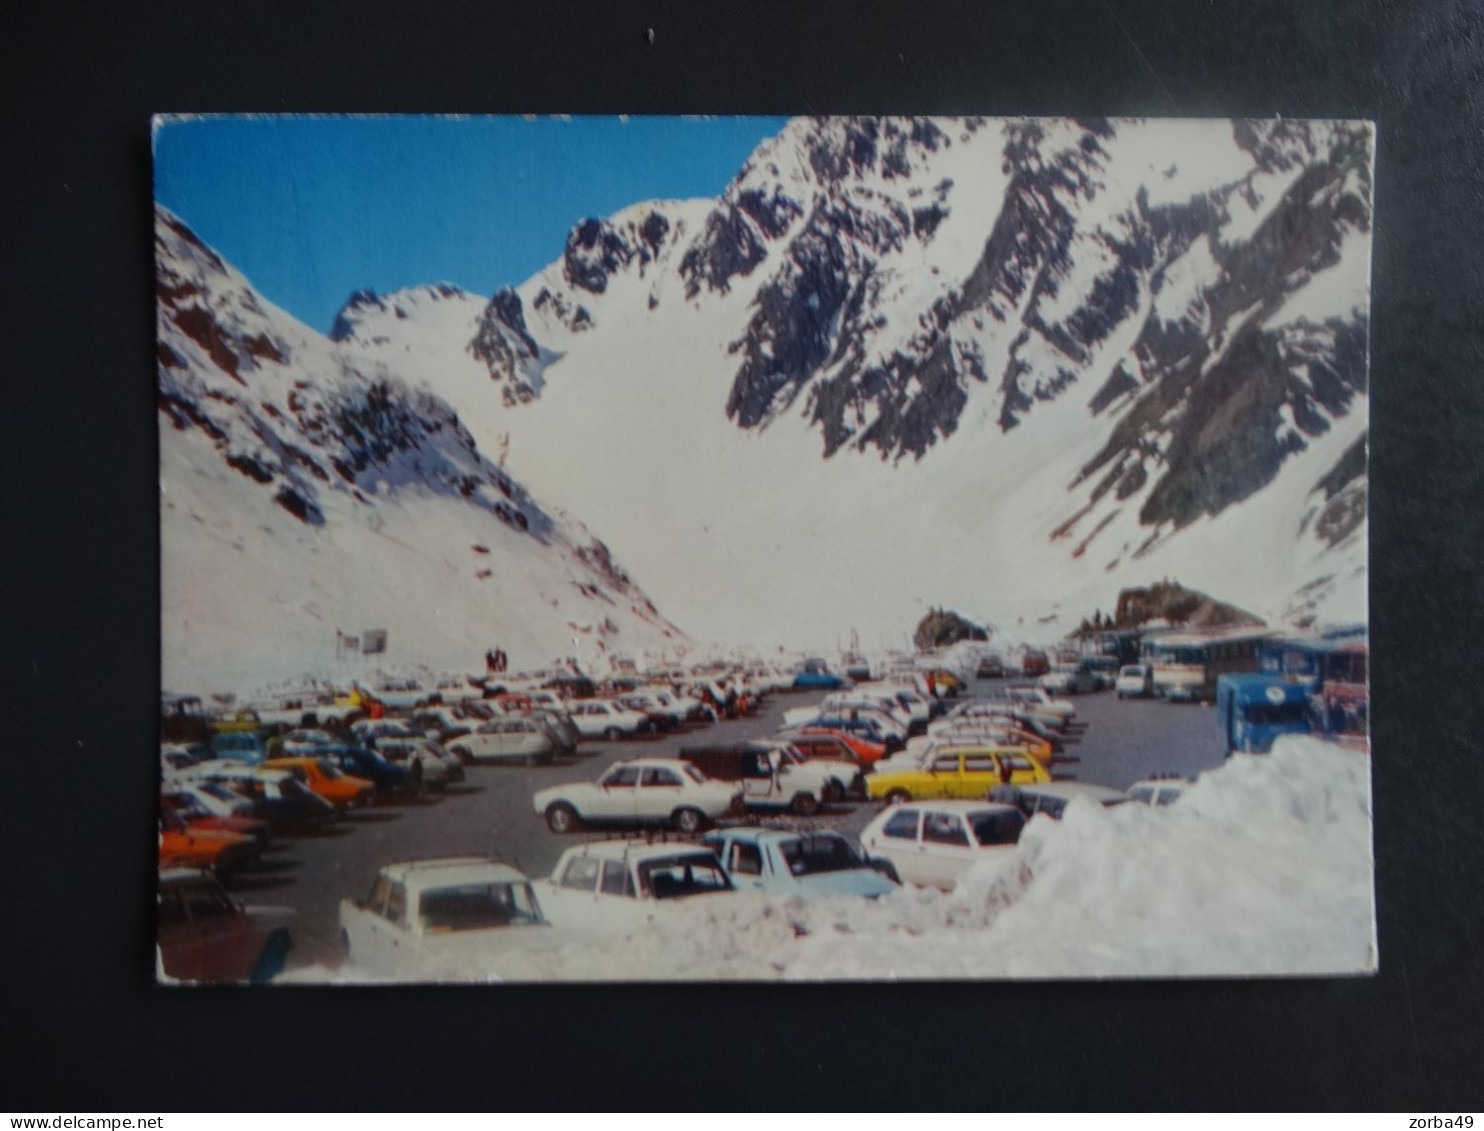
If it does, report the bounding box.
[867,746,1050,804]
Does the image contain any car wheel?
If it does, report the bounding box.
[450,745,473,765]
[672,807,704,835]
[791,792,820,817]
[546,803,580,834]
[823,779,844,803]
[886,789,912,806]
[603,727,623,741]
[250,929,292,984]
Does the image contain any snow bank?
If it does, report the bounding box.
[290,737,1374,984]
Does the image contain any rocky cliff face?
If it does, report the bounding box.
[156,207,686,690]
[314,117,1372,642]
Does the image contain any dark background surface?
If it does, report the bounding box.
[4,0,1481,1111]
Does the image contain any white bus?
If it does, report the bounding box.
[1143,629,1272,702]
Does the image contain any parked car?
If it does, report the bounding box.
[859,801,1026,890]
[1125,775,1188,806]
[1003,685,1077,722]
[281,728,337,756]
[262,757,375,812]
[535,840,736,937]
[564,699,651,740]
[1020,650,1051,677]
[448,717,557,765]
[680,742,858,815]
[157,868,293,983]
[373,736,462,788]
[1115,664,1155,698]
[618,693,685,731]
[975,655,1006,679]
[209,731,270,764]
[1083,656,1120,690]
[532,758,742,834]
[369,679,436,711]
[1041,662,1100,695]
[160,694,212,746]
[792,712,905,754]
[785,730,879,773]
[866,746,1050,804]
[317,744,417,796]
[186,763,337,827]
[158,808,260,876]
[339,858,551,976]
[160,788,271,847]
[702,829,897,900]
[793,659,846,691]
[902,724,1054,769]
[988,781,1127,820]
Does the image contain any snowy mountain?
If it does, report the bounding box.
[326,116,1372,649]
[156,207,686,693]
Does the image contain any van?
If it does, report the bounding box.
[1215,674,1312,755]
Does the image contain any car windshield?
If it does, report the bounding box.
[314,759,345,779]
[199,783,239,803]
[417,883,543,931]
[777,835,864,876]
[638,854,733,899]
[967,809,1026,846]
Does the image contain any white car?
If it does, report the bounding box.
[1003,685,1077,722]
[1125,777,1187,806]
[349,719,428,746]
[281,728,336,756]
[165,780,257,819]
[532,758,741,834]
[339,859,552,977]
[564,699,651,740]
[1041,663,1099,695]
[448,717,557,765]
[1115,664,1154,698]
[369,679,434,711]
[859,800,1027,890]
[535,840,737,938]
[373,737,462,788]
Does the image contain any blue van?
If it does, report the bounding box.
[1215,674,1313,755]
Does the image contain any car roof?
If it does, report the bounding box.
[556,839,719,864]
[705,827,846,847]
[379,858,529,893]
[880,800,1020,815]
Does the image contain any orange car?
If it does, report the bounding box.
[783,726,889,766]
[264,757,375,812]
[158,809,259,875]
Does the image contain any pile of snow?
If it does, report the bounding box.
[289,737,1374,983]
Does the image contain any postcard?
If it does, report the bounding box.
[154,115,1373,982]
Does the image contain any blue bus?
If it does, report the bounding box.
[1215,674,1313,755]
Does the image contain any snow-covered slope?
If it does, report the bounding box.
[156,208,686,694]
[332,117,1372,648]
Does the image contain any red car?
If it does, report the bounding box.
[157,869,293,983]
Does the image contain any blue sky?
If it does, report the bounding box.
[154,116,788,333]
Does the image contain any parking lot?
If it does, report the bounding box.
[217,676,1227,973]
